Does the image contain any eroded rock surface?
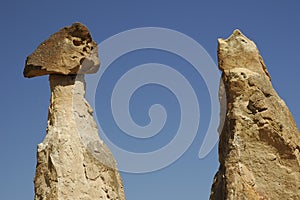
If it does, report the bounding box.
[210,30,300,200]
[24,23,100,78]
[24,23,125,200]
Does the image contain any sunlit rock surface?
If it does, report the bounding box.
[24,23,125,200]
[210,30,300,200]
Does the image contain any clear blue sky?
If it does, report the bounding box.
[1,1,299,199]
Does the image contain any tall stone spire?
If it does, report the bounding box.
[24,23,125,200]
[210,30,300,199]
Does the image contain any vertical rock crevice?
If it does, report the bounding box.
[210,30,300,200]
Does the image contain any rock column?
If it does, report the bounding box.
[210,30,300,200]
[24,23,125,200]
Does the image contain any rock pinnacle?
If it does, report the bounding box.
[210,29,300,200]
[24,23,125,200]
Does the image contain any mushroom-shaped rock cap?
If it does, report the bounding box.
[24,23,100,78]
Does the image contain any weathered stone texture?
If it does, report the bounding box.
[24,23,100,78]
[24,23,125,200]
[34,75,125,200]
[210,30,300,200]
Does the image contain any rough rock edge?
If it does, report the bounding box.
[210,29,300,200]
[23,23,125,200]
[34,75,125,200]
[24,23,100,78]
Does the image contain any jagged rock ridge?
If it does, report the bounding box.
[210,30,300,200]
[24,23,125,200]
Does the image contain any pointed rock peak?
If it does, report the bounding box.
[232,29,243,36]
[219,29,250,44]
[218,29,271,79]
[210,29,300,200]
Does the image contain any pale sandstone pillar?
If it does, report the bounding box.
[210,30,300,200]
[24,23,125,200]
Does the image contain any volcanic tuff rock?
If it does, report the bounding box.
[24,23,100,78]
[210,30,300,200]
[24,23,125,200]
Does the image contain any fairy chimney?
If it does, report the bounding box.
[210,30,300,200]
[24,23,125,200]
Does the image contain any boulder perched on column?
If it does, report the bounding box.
[24,23,125,200]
